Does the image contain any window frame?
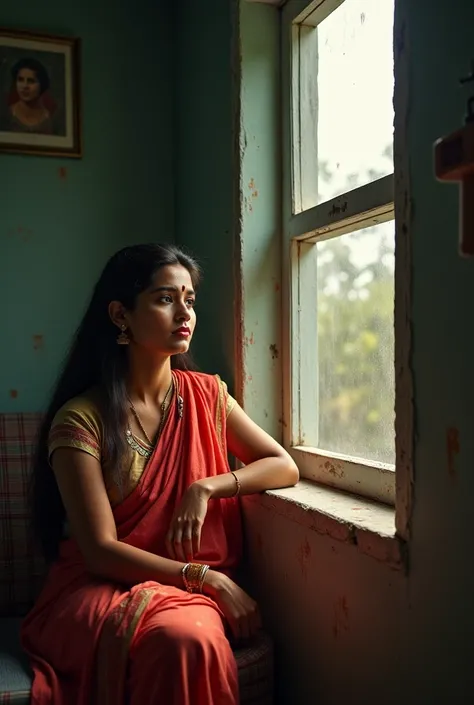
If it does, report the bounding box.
[281,0,397,505]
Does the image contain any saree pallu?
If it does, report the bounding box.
[21,371,243,705]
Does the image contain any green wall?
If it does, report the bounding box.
[406,0,474,695]
[174,0,236,388]
[238,1,281,433]
[1,0,174,412]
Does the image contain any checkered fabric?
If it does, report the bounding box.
[236,632,274,705]
[0,414,45,618]
[0,413,274,704]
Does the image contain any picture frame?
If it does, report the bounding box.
[0,28,81,158]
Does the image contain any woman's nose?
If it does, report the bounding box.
[176,307,191,321]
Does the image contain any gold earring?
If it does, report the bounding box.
[117,324,130,346]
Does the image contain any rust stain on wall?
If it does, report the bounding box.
[59,167,67,180]
[296,538,311,581]
[9,389,18,399]
[248,178,256,190]
[244,333,255,347]
[324,459,344,479]
[446,427,460,480]
[32,334,44,351]
[269,343,279,360]
[333,596,350,638]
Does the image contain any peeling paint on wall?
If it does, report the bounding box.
[394,0,415,542]
[323,459,345,480]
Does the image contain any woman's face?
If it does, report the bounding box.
[119,264,197,356]
[16,68,41,103]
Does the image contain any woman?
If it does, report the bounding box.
[21,243,299,705]
[7,58,53,134]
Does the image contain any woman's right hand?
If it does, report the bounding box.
[203,570,262,642]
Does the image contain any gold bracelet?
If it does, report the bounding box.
[182,563,210,593]
[231,471,241,497]
[199,565,210,593]
[181,563,190,590]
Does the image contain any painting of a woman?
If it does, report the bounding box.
[7,57,54,134]
[0,29,80,157]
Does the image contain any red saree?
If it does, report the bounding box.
[21,371,243,705]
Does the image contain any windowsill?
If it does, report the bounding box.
[244,480,405,571]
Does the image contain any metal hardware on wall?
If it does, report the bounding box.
[434,61,474,258]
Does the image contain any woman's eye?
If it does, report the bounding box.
[159,295,173,304]
[186,299,196,307]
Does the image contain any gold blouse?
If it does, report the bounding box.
[49,376,236,506]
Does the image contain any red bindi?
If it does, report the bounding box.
[181,285,185,292]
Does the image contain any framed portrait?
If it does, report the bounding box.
[0,28,81,157]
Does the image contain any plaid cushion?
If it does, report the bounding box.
[0,414,45,617]
[236,632,274,705]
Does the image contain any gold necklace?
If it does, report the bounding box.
[126,379,174,456]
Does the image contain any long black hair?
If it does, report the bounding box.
[31,243,201,563]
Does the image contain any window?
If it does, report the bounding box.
[282,0,396,503]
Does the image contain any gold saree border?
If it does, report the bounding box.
[93,587,156,705]
[215,375,226,452]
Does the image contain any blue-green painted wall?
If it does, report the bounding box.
[174,0,236,388]
[239,1,281,434]
[1,0,174,412]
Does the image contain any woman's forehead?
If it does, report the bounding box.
[149,264,194,291]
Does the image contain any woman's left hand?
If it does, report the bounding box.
[166,483,211,562]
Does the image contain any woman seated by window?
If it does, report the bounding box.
[22,243,299,705]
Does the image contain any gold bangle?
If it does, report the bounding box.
[182,563,210,593]
[231,471,241,497]
[181,563,190,590]
[199,565,210,593]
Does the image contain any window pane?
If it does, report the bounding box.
[298,0,394,210]
[316,221,395,465]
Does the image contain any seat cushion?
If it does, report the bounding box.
[0,413,45,617]
[0,618,32,705]
[235,631,274,705]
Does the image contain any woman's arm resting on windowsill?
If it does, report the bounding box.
[195,402,299,500]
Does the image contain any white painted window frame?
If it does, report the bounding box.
[282,0,396,505]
